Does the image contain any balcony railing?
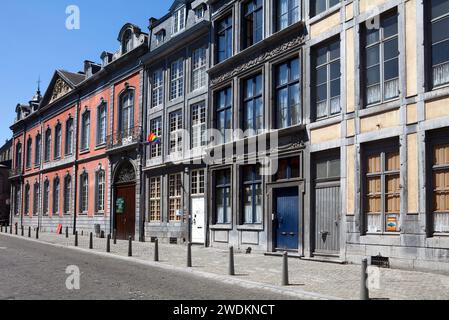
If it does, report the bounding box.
[9,167,23,177]
[106,126,142,151]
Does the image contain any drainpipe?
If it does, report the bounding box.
[73,97,80,234]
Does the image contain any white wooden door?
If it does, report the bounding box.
[191,197,205,244]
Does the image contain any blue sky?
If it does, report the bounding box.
[0,1,169,144]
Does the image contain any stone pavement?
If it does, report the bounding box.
[6,230,449,300]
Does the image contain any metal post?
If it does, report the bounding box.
[282,251,289,286]
[229,246,235,276]
[36,227,39,239]
[154,239,159,262]
[9,225,12,234]
[1,225,3,232]
[106,234,111,253]
[75,231,78,247]
[15,223,18,235]
[89,232,93,249]
[66,227,69,239]
[28,226,31,238]
[113,229,117,245]
[187,242,192,268]
[128,236,132,257]
[21,225,24,236]
[361,258,369,300]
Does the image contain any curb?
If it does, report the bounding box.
[0,233,340,300]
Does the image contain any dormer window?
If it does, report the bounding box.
[122,30,133,54]
[155,30,166,46]
[195,5,205,20]
[172,7,186,35]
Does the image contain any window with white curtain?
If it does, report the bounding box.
[192,47,207,91]
[276,0,300,31]
[214,169,231,224]
[64,175,72,215]
[191,102,207,149]
[96,170,105,213]
[80,172,89,214]
[120,91,134,132]
[81,111,90,151]
[97,103,107,146]
[430,0,449,88]
[169,110,183,154]
[170,59,184,100]
[172,7,186,35]
[242,165,262,224]
[152,70,164,107]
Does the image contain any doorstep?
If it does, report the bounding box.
[264,252,302,259]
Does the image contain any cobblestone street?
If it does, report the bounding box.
[2,231,449,300]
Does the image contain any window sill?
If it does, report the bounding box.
[79,149,90,155]
[309,114,342,130]
[94,144,106,151]
[432,233,449,237]
[359,100,401,118]
[236,224,264,231]
[210,224,233,231]
[308,4,342,25]
[365,232,401,236]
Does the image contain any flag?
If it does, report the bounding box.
[145,132,161,145]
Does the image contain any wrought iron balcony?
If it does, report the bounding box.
[106,126,142,151]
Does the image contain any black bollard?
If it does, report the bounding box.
[89,232,93,249]
[187,242,192,268]
[28,226,31,238]
[0,225,3,232]
[113,229,117,245]
[361,258,369,300]
[36,227,39,239]
[15,223,18,235]
[154,238,159,262]
[21,225,24,236]
[128,236,132,257]
[106,234,111,253]
[9,225,12,234]
[75,231,78,247]
[66,227,69,239]
[282,251,289,286]
[229,246,235,276]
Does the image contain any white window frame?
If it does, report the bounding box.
[152,69,164,108]
[170,59,184,100]
[172,6,186,35]
[192,47,207,91]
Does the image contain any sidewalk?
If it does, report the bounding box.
[4,230,449,300]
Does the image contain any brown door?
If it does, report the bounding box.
[115,183,136,240]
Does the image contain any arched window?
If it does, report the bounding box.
[95,169,106,213]
[65,117,74,155]
[44,128,51,162]
[80,172,89,214]
[15,142,22,169]
[35,133,42,166]
[33,182,40,216]
[97,102,107,146]
[43,180,50,216]
[122,30,133,54]
[53,177,60,216]
[81,110,90,151]
[120,90,134,133]
[64,175,72,215]
[26,137,32,168]
[24,183,30,215]
[54,123,62,159]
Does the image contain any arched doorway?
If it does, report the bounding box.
[114,161,136,240]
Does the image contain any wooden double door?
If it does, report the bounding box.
[115,183,136,240]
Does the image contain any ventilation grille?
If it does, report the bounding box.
[170,237,178,244]
[371,255,390,268]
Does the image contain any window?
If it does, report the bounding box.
[54,123,62,159]
[15,142,22,169]
[275,157,300,181]
[429,0,449,87]
[64,175,72,215]
[35,134,41,166]
[14,185,21,216]
[276,0,300,31]
[275,58,301,128]
[53,177,60,216]
[363,12,399,106]
[432,142,449,233]
[191,102,207,149]
[315,154,341,181]
[81,111,90,151]
[243,74,263,136]
[192,47,207,91]
[97,103,107,146]
[96,170,105,213]
[155,30,166,46]
[172,7,186,34]
[169,173,182,221]
[33,182,40,216]
[215,87,233,144]
[43,180,49,216]
[195,5,205,20]
[149,177,161,222]
[313,39,341,119]
[311,0,340,17]
[170,59,184,100]
[243,0,263,49]
[120,91,134,132]
[65,118,74,155]
[152,70,164,108]
[364,145,400,234]
[191,170,205,195]
[123,30,133,54]
[214,169,231,224]
[44,129,51,162]
[216,15,233,63]
[80,172,89,213]
[26,137,32,169]
[242,166,262,224]
[24,184,30,215]
[150,117,162,158]
[169,110,183,154]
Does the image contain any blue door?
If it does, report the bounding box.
[274,187,299,250]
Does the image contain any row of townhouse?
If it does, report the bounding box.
[8,0,449,271]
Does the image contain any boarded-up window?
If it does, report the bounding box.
[433,144,449,233]
[365,149,400,233]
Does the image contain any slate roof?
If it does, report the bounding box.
[58,70,86,86]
